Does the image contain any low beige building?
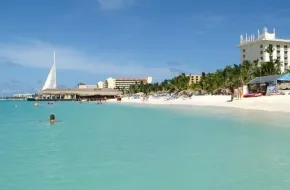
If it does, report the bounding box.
[188,74,201,85]
[175,74,201,85]
[104,77,153,89]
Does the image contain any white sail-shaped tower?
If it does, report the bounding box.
[42,52,57,90]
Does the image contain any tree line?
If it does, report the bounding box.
[122,46,289,94]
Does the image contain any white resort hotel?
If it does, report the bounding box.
[78,77,153,90]
[238,27,290,72]
[104,77,153,89]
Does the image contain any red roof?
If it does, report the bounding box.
[78,82,86,85]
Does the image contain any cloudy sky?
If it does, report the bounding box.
[1,0,290,95]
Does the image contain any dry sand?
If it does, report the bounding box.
[107,95,290,113]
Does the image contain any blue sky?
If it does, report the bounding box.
[1,0,290,95]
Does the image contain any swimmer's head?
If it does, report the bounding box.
[50,114,55,122]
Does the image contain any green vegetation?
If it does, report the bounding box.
[127,46,285,95]
[126,73,190,94]
[194,59,282,94]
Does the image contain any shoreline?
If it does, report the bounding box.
[107,95,290,113]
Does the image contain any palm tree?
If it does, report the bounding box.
[265,45,275,62]
[284,68,290,74]
[233,64,244,87]
[128,84,137,94]
[121,87,126,95]
[222,65,235,89]
[160,79,171,91]
[169,73,189,91]
[126,58,284,96]
[260,59,282,76]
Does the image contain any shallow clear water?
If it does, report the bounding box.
[1,101,290,190]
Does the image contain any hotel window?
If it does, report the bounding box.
[277,50,280,54]
[269,44,273,50]
[260,51,263,54]
[285,51,288,55]
[243,55,246,58]
[285,57,288,60]
[260,45,263,48]
[243,49,245,53]
[284,45,288,49]
[277,45,280,48]
[260,57,263,60]
[277,56,281,60]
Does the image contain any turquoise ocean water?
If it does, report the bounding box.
[1,101,290,190]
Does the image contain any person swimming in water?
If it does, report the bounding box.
[49,114,55,123]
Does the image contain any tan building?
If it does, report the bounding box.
[104,77,153,89]
[188,74,201,85]
[174,74,201,85]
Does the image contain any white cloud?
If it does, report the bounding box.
[97,0,135,10]
[0,39,178,81]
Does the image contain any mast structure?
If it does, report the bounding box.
[41,52,57,90]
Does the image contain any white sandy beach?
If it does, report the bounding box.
[107,95,290,113]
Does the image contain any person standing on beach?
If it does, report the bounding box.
[230,86,234,102]
[238,87,243,100]
[231,93,234,102]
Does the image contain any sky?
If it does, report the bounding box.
[1,0,290,95]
